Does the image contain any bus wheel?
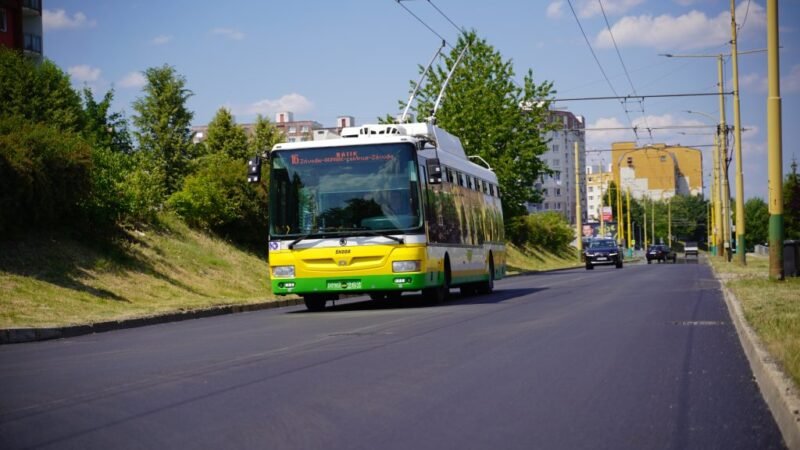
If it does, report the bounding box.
[424,259,450,304]
[303,295,327,312]
[477,256,495,295]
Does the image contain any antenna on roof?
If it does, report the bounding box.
[400,40,446,124]
[429,42,470,123]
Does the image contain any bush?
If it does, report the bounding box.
[167,154,267,247]
[507,212,575,253]
[0,117,92,234]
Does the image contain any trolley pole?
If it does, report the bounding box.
[626,188,632,252]
[766,0,784,280]
[718,55,732,261]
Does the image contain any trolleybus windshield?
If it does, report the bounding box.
[269,143,423,238]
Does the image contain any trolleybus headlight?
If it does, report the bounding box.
[271,265,295,278]
[392,260,421,273]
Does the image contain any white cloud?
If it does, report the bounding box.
[43,9,96,30]
[594,1,765,50]
[67,65,101,83]
[118,72,147,89]
[546,2,564,19]
[577,0,644,18]
[734,64,800,95]
[211,27,245,40]
[234,93,314,117]
[151,35,172,45]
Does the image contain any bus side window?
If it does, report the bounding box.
[467,176,473,190]
[482,180,488,194]
[458,172,465,187]
[446,167,454,184]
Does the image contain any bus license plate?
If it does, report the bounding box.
[596,257,607,261]
[327,280,362,290]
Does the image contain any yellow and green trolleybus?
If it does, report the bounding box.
[255,122,506,311]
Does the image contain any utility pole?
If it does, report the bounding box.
[651,197,655,244]
[616,175,624,247]
[718,55,733,262]
[644,199,648,249]
[668,197,672,248]
[767,0,784,280]
[575,142,583,262]
[730,0,746,265]
[713,131,722,256]
[626,187,632,252]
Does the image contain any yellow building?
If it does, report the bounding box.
[611,142,703,200]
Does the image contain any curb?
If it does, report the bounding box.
[0,298,305,345]
[714,268,800,449]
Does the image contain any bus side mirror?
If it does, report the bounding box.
[426,158,442,185]
[247,156,262,183]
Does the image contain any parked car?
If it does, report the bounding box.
[585,238,623,270]
[646,244,677,264]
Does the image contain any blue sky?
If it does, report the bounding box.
[43,0,799,201]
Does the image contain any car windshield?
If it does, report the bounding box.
[269,143,423,237]
[589,239,617,249]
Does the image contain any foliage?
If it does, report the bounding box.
[167,153,268,247]
[0,48,84,132]
[121,153,166,224]
[204,107,248,160]
[249,114,284,155]
[402,31,556,221]
[507,212,574,253]
[743,197,769,250]
[785,163,800,240]
[0,117,92,233]
[81,87,132,154]
[131,65,194,195]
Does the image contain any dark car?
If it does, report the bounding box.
[585,238,623,270]
[646,244,677,264]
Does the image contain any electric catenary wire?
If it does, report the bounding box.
[566,0,641,145]
[598,0,654,143]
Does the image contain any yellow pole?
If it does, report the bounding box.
[626,187,632,250]
[767,0,784,279]
[575,142,583,262]
[730,0,746,264]
[718,54,732,261]
[644,198,648,249]
[651,197,655,244]
[617,174,624,246]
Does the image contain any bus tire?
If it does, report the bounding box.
[303,295,327,312]
[477,255,495,295]
[424,257,450,304]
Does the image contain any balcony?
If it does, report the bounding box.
[23,33,42,54]
[22,0,42,15]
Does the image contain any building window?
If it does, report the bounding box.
[552,159,560,167]
[553,144,559,152]
[288,126,296,134]
[589,195,594,201]
[555,188,561,196]
[301,125,309,133]
[0,9,7,32]
[555,171,561,182]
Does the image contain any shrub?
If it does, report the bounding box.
[507,212,575,253]
[167,154,267,246]
[0,117,92,233]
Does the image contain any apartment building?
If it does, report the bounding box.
[0,0,43,63]
[191,112,355,145]
[611,142,703,200]
[526,110,587,225]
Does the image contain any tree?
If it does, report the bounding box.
[204,107,248,160]
[744,197,769,250]
[131,65,194,195]
[784,160,800,240]
[401,31,556,221]
[0,48,84,132]
[81,87,132,154]
[249,114,284,155]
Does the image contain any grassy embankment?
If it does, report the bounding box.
[708,254,800,388]
[0,215,274,329]
[0,216,581,329]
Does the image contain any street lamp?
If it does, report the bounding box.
[661,46,767,265]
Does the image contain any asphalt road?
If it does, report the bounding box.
[0,258,786,449]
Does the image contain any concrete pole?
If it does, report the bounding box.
[718,54,732,261]
[644,199,648,249]
[766,0,784,280]
[651,197,655,244]
[616,174,624,246]
[575,142,583,262]
[713,131,723,257]
[730,0,747,264]
[668,198,672,248]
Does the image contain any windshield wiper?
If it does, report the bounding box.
[288,234,313,249]
[354,229,405,245]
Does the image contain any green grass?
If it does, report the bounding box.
[708,254,800,388]
[506,244,583,273]
[0,214,277,329]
